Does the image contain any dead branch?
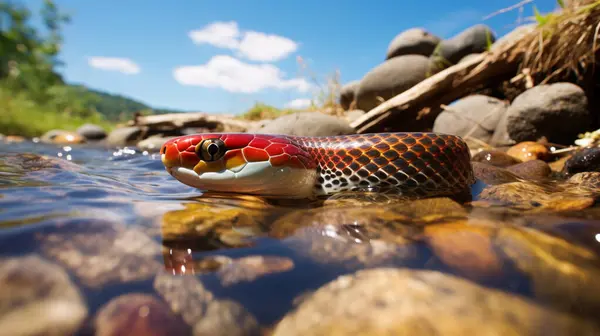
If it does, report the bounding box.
[127,112,258,132]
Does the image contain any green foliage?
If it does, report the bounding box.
[240,102,298,121]
[0,85,113,137]
[557,0,565,9]
[0,0,175,136]
[83,87,183,122]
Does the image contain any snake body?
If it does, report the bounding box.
[160,132,475,198]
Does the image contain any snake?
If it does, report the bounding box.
[160,132,475,199]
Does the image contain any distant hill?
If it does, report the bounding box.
[72,85,186,122]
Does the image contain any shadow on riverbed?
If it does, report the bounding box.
[1,140,600,335]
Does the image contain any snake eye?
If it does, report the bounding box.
[196,138,226,161]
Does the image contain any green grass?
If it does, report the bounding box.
[239,102,301,121]
[0,88,114,138]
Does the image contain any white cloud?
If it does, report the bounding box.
[187,21,298,62]
[189,21,240,49]
[88,57,140,74]
[285,98,312,109]
[173,55,311,93]
[237,31,298,62]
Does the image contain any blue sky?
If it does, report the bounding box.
[25,0,558,114]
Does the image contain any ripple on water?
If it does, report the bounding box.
[1,140,600,334]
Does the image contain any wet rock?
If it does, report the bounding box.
[106,126,146,147]
[433,95,508,143]
[472,162,521,185]
[137,135,176,152]
[433,24,496,65]
[0,255,88,336]
[39,221,163,287]
[94,293,189,336]
[339,80,360,110]
[3,135,25,143]
[496,227,600,318]
[154,271,260,336]
[506,160,552,180]
[160,203,266,248]
[472,149,522,167]
[254,111,354,137]
[424,220,505,281]
[479,181,595,212]
[217,256,294,286]
[506,141,551,162]
[163,250,232,276]
[563,147,600,176]
[567,171,600,189]
[549,155,571,172]
[40,129,86,144]
[385,28,441,59]
[505,83,591,144]
[355,55,430,112]
[76,123,107,140]
[273,268,599,335]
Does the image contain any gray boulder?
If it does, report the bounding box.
[355,55,431,112]
[76,123,107,140]
[502,83,591,145]
[433,24,496,65]
[385,28,441,59]
[339,80,360,110]
[433,95,508,143]
[255,111,355,136]
[106,126,145,147]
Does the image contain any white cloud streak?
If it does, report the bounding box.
[88,57,140,74]
[188,21,298,62]
[173,55,311,93]
[285,98,312,109]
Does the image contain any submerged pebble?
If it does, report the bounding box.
[506,141,550,162]
[273,268,600,335]
[472,149,522,167]
[506,160,552,180]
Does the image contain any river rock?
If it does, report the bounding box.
[355,55,431,111]
[567,171,600,189]
[504,83,591,144]
[273,268,599,335]
[433,24,496,65]
[106,126,146,147]
[471,150,522,167]
[506,141,551,162]
[137,135,176,152]
[76,123,107,140]
[432,95,508,143]
[506,160,552,180]
[254,111,354,136]
[40,129,86,144]
[385,28,441,59]
[563,147,600,176]
[94,293,189,336]
[0,255,88,336]
[340,80,360,110]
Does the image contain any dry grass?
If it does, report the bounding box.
[515,0,600,85]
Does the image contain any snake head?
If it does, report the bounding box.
[160,133,317,197]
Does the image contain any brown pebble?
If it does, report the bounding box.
[52,132,86,144]
[472,150,522,167]
[94,294,189,336]
[472,162,521,185]
[424,220,504,281]
[567,172,600,189]
[506,141,550,162]
[506,160,552,180]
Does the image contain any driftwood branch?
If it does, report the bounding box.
[127,112,258,132]
[349,36,527,134]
